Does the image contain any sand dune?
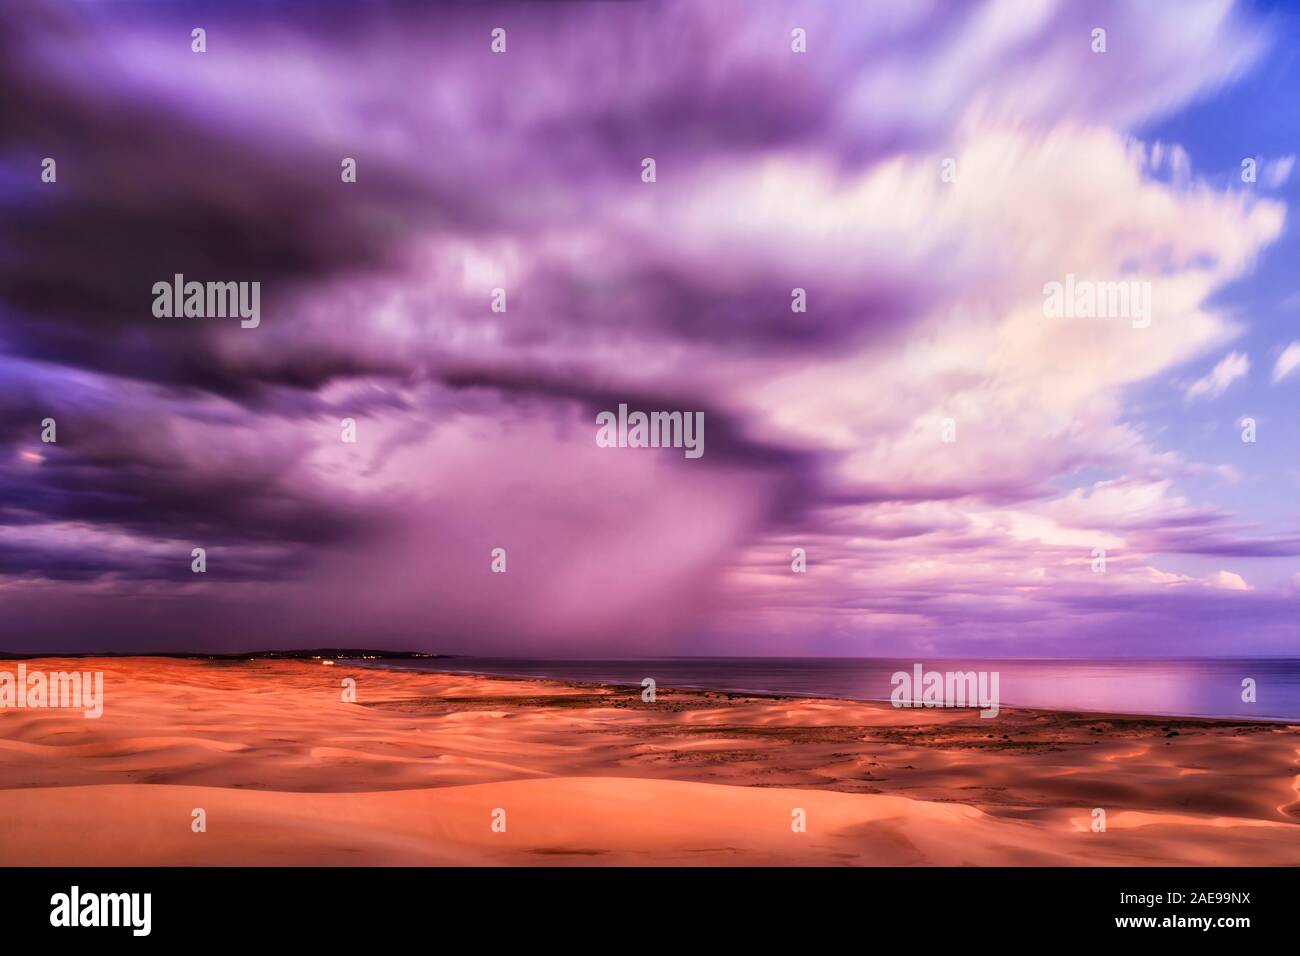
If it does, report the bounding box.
[0,657,1297,865]
[1,777,1296,866]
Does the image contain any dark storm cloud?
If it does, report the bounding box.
[0,0,1292,655]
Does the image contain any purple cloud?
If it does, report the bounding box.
[0,0,1294,655]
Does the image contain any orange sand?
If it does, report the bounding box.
[0,657,1296,865]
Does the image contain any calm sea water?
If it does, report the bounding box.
[367,657,1300,722]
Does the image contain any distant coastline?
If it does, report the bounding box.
[358,655,1300,723]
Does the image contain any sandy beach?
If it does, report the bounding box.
[0,656,1297,866]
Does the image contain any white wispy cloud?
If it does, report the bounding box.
[1262,155,1296,188]
[1272,341,1300,383]
[1185,351,1250,400]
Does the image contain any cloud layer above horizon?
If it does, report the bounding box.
[1,0,1297,656]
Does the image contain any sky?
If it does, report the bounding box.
[0,0,1297,657]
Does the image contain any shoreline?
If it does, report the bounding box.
[353,659,1300,726]
[4,651,1296,723]
[7,652,1297,726]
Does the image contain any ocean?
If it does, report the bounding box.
[364,656,1300,722]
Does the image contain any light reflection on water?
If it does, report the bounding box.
[366,657,1300,721]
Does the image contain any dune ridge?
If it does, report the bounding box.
[0,657,1296,865]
